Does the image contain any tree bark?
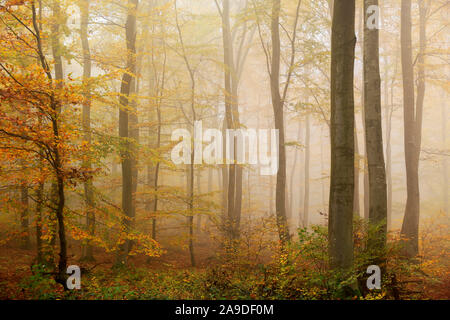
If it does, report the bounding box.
[270,0,290,247]
[79,0,95,262]
[400,0,426,257]
[303,113,310,228]
[115,0,138,267]
[364,0,387,251]
[328,0,356,270]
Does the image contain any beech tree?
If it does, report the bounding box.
[328,0,356,269]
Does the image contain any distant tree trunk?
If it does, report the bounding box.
[49,0,64,248]
[289,122,301,222]
[400,0,426,257]
[298,122,304,228]
[443,95,448,214]
[51,0,63,88]
[364,0,387,250]
[151,98,162,240]
[320,126,326,211]
[303,113,310,228]
[328,0,356,270]
[35,180,44,262]
[20,185,31,249]
[174,0,196,266]
[115,0,138,267]
[130,76,139,237]
[353,124,360,217]
[220,0,237,241]
[147,0,156,240]
[357,4,369,221]
[79,0,95,262]
[34,0,44,265]
[384,55,395,231]
[196,171,202,232]
[270,0,290,247]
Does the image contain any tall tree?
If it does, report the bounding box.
[363,0,387,251]
[303,112,310,227]
[115,0,139,267]
[400,0,426,257]
[215,0,255,241]
[78,0,95,262]
[442,95,448,215]
[254,0,302,247]
[328,0,356,269]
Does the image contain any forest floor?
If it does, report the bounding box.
[0,232,449,300]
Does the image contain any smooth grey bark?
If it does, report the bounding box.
[289,122,301,223]
[51,0,63,89]
[303,113,310,227]
[384,52,397,231]
[270,0,291,247]
[115,0,138,267]
[354,123,360,218]
[363,0,387,250]
[298,122,304,228]
[79,0,95,262]
[328,0,356,270]
[220,0,237,240]
[216,0,254,241]
[400,0,426,257]
[443,96,448,214]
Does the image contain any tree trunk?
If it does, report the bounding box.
[289,122,301,221]
[443,95,448,214]
[79,0,95,262]
[354,124,360,218]
[363,0,387,251]
[270,0,290,247]
[303,113,311,228]
[115,0,138,267]
[400,0,426,257]
[328,0,356,270]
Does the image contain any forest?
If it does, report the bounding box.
[0,0,448,301]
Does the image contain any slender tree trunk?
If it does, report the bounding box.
[443,95,448,214]
[354,124,360,217]
[196,171,202,232]
[32,1,68,286]
[303,113,311,228]
[328,0,356,270]
[115,0,138,267]
[364,0,387,251]
[270,0,290,247]
[384,55,394,231]
[298,122,304,228]
[49,0,64,249]
[400,0,426,257]
[220,0,238,241]
[35,180,44,262]
[51,0,63,88]
[358,4,370,221]
[79,0,95,262]
[320,126,326,212]
[289,122,301,221]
